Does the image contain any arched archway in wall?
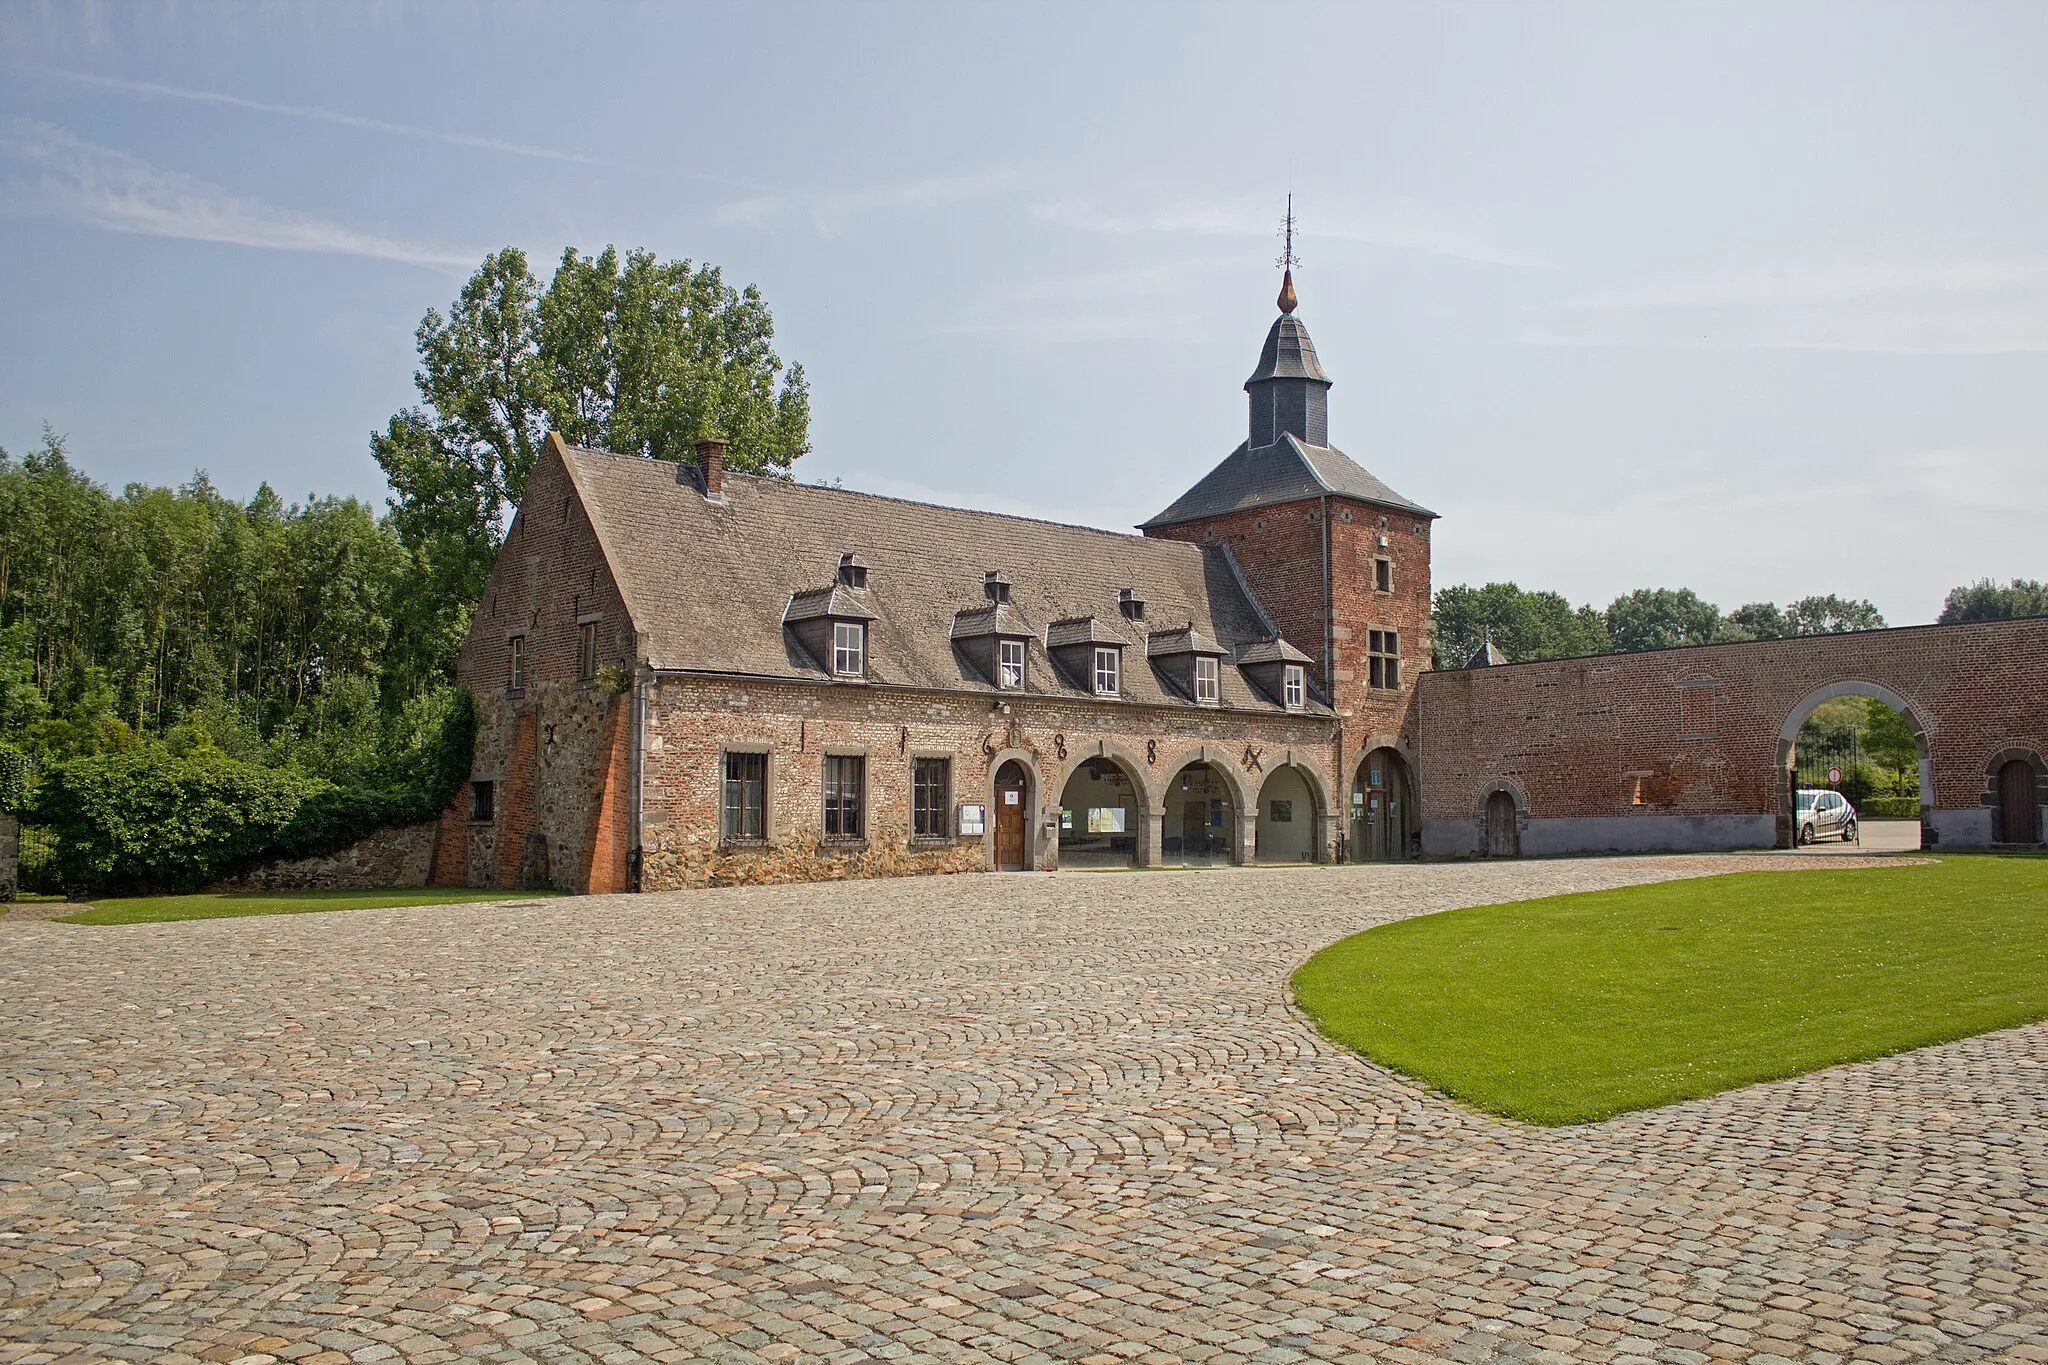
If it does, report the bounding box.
[1057,753,1148,867]
[1777,681,1932,849]
[1351,746,1417,861]
[1255,764,1321,863]
[1162,760,1240,866]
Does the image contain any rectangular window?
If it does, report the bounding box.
[833,621,865,676]
[1374,558,1393,593]
[507,635,524,693]
[1284,664,1305,709]
[1194,655,1219,703]
[722,751,766,841]
[912,757,950,838]
[469,779,495,823]
[1093,647,1119,696]
[577,620,598,681]
[999,638,1025,690]
[1368,629,1402,690]
[822,754,865,838]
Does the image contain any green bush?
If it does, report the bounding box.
[29,688,476,894]
[1859,796,1922,819]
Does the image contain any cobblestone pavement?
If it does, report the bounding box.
[3,856,2043,1365]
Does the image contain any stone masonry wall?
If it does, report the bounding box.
[641,674,1338,889]
[209,820,440,892]
[0,811,17,903]
[1416,617,2048,854]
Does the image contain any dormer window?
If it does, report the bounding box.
[1118,589,1145,621]
[837,553,869,589]
[1284,665,1305,709]
[1194,655,1219,704]
[833,621,866,676]
[999,638,1025,689]
[984,571,1012,604]
[1093,647,1120,696]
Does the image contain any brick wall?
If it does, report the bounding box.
[640,674,1338,889]
[1416,617,2048,854]
[1147,495,1435,855]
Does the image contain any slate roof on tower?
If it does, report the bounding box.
[543,436,1327,714]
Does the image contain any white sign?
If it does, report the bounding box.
[1827,766,1843,785]
[958,803,985,836]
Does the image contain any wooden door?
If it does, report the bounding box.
[1484,791,1518,857]
[995,762,1029,870]
[1998,759,2037,843]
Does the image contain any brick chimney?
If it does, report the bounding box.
[693,437,726,500]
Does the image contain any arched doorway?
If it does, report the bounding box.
[1996,758,2040,844]
[1164,762,1237,866]
[993,760,1031,870]
[1779,682,1931,850]
[1484,790,1519,857]
[1255,765,1317,863]
[1058,757,1142,867]
[1352,747,1414,861]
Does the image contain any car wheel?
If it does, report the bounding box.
[1841,819,1857,843]
[1799,823,1815,845]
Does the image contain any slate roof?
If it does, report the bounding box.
[784,584,879,623]
[1147,625,1224,658]
[1143,431,1436,527]
[1046,616,1132,649]
[949,601,1034,640]
[549,438,1326,714]
[1234,636,1315,665]
[1246,314,1329,385]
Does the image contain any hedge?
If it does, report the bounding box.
[1858,796,1922,819]
[30,689,475,894]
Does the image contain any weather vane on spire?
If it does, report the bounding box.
[1276,193,1300,314]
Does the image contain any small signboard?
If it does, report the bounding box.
[958,803,985,836]
[1827,766,1843,785]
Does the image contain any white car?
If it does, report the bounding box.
[1796,789,1858,844]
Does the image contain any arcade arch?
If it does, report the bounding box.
[1163,760,1239,866]
[1351,746,1416,861]
[1254,764,1321,863]
[1057,753,1147,868]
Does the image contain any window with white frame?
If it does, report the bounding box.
[999,638,1025,689]
[1368,629,1401,690]
[507,635,524,693]
[832,621,865,676]
[1093,646,1119,695]
[1194,655,1219,703]
[1283,664,1305,709]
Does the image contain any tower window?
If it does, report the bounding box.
[577,620,599,681]
[1368,630,1402,691]
[1374,558,1393,593]
[507,635,524,694]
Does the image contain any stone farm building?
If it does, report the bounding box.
[431,277,2048,894]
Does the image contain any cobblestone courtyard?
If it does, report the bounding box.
[2,857,2043,1365]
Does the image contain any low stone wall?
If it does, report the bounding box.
[208,821,441,892]
[643,825,984,890]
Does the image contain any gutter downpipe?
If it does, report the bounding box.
[629,649,648,892]
[1321,493,1342,863]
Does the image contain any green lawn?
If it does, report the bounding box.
[58,887,558,925]
[1292,855,2048,1126]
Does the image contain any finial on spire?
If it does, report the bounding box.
[1276,193,1300,313]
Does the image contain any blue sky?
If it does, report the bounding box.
[3,2,2044,625]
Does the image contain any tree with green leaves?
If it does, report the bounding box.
[1604,587,1723,653]
[1938,578,2048,624]
[1431,582,1609,668]
[372,245,812,644]
[1723,594,1885,640]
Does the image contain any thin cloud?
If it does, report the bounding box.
[1031,195,1543,269]
[944,260,1216,344]
[715,168,1017,235]
[0,117,474,268]
[32,66,611,167]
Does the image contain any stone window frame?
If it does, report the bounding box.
[1283,664,1306,711]
[998,638,1026,691]
[468,777,497,824]
[1366,628,1402,692]
[575,613,602,684]
[1373,557,1393,594]
[832,621,867,678]
[821,749,869,844]
[1193,655,1220,705]
[505,632,526,697]
[1093,646,1121,696]
[720,743,773,845]
[909,752,954,844]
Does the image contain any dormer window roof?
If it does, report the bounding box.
[950,601,1033,641]
[1146,623,1224,659]
[783,584,878,624]
[836,553,869,588]
[1046,616,1128,649]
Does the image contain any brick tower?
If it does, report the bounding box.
[1143,243,1436,858]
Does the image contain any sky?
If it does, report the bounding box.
[2,2,2044,626]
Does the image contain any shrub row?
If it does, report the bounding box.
[29,690,474,894]
[1858,796,1923,819]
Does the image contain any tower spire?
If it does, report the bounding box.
[1276,194,1299,314]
